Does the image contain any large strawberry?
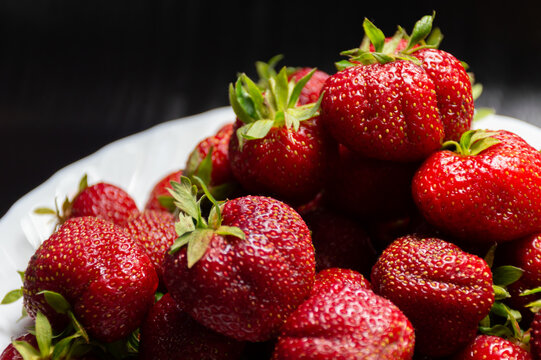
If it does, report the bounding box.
[228,66,336,205]
[36,175,139,227]
[162,176,315,342]
[454,335,532,360]
[412,129,541,243]
[272,267,415,359]
[145,169,183,212]
[371,235,494,357]
[123,209,177,285]
[139,293,245,360]
[23,216,158,342]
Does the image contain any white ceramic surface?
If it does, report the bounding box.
[0,107,539,350]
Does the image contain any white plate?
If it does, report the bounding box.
[0,107,539,350]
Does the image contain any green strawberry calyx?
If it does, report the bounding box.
[229,65,322,149]
[442,129,500,156]
[337,12,441,70]
[168,176,245,268]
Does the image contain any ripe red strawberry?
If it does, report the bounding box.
[0,334,37,360]
[123,209,177,285]
[412,129,541,243]
[145,169,183,212]
[322,144,418,220]
[311,267,372,294]
[454,335,532,360]
[23,216,159,342]
[288,67,330,105]
[301,206,377,277]
[530,311,541,359]
[371,235,494,357]
[139,293,245,360]
[162,177,315,342]
[228,66,337,205]
[184,123,236,191]
[272,267,415,359]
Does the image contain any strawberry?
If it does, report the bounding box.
[162,176,315,342]
[228,66,336,205]
[123,209,177,285]
[322,144,418,220]
[371,235,494,357]
[320,16,448,162]
[35,175,140,227]
[412,129,541,243]
[145,169,183,212]
[301,206,377,277]
[184,123,240,201]
[288,67,330,105]
[530,311,541,359]
[139,293,245,360]
[23,216,158,342]
[454,335,532,360]
[0,334,37,360]
[272,267,415,359]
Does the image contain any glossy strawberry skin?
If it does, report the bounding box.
[530,311,541,359]
[272,268,415,360]
[0,334,37,360]
[70,182,139,226]
[145,170,183,212]
[322,144,418,220]
[187,123,235,186]
[162,196,316,342]
[371,235,494,357]
[139,293,244,360]
[23,217,159,343]
[123,210,177,285]
[320,60,444,162]
[454,335,532,360]
[288,67,330,105]
[412,130,541,243]
[228,117,336,205]
[413,48,474,142]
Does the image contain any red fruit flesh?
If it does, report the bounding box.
[454,335,532,360]
[162,196,316,342]
[139,293,244,360]
[145,170,183,212]
[412,130,541,243]
[413,48,474,142]
[229,117,336,205]
[123,210,177,284]
[371,235,494,357]
[70,182,139,226]
[272,268,415,360]
[320,60,444,162]
[23,217,158,342]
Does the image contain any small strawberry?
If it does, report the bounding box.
[123,209,177,285]
[454,335,532,360]
[228,66,336,205]
[412,129,541,243]
[23,216,158,342]
[371,235,494,357]
[36,175,139,227]
[145,169,183,212]
[322,144,418,220]
[272,267,415,359]
[288,67,330,105]
[301,206,377,277]
[162,176,315,342]
[139,293,245,360]
[184,123,240,201]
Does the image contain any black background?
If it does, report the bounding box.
[1,0,540,217]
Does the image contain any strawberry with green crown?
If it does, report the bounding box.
[162,176,316,342]
[228,65,337,205]
[320,14,474,162]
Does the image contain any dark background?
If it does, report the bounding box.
[1,0,540,217]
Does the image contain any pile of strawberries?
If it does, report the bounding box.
[4,13,541,360]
